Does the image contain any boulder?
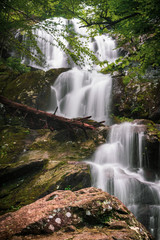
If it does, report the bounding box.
[0,187,153,240]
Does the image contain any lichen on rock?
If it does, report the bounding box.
[0,187,153,240]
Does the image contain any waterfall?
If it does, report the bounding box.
[87,122,160,239]
[23,17,160,238]
[22,18,117,71]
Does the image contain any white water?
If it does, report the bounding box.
[22,18,117,71]
[87,122,160,239]
[24,18,160,239]
[22,18,117,124]
[49,69,112,123]
[44,18,117,124]
[22,18,69,70]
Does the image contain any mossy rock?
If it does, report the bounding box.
[0,65,19,95]
[112,75,160,122]
[3,70,46,108]
[1,67,70,110]
[0,156,91,215]
[0,125,106,215]
[0,125,32,164]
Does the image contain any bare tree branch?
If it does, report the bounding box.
[79,13,140,29]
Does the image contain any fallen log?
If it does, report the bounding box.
[0,95,99,132]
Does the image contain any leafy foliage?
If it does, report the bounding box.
[60,0,160,76]
[33,18,98,68]
[0,0,57,61]
[6,57,31,73]
[0,0,159,74]
[0,0,98,68]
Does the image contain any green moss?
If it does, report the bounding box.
[29,131,96,162]
[112,115,134,124]
[0,159,55,214]
[0,67,70,110]
[0,127,94,215]
[147,122,160,140]
[3,70,46,102]
[0,123,98,215]
[99,213,113,224]
[0,126,31,164]
[122,75,130,85]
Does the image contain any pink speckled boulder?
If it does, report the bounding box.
[0,187,153,240]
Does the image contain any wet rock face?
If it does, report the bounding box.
[112,74,125,116]
[145,130,160,179]
[132,120,160,178]
[0,187,153,240]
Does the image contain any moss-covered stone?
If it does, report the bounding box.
[145,122,160,178]
[0,66,70,110]
[0,124,106,215]
[0,126,31,164]
[146,122,160,140]
[3,70,45,105]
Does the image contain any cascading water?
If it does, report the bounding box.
[22,18,70,70]
[22,18,117,124]
[46,18,117,124]
[87,122,160,239]
[22,18,117,71]
[23,17,160,239]
[49,69,112,123]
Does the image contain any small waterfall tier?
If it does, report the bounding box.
[22,18,69,70]
[87,122,160,239]
[38,18,117,124]
[49,69,112,123]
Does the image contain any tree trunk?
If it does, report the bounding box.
[0,95,101,133]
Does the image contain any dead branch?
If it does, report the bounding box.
[0,95,98,132]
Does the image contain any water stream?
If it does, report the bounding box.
[25,18,160,239]
[87,123,160,239]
